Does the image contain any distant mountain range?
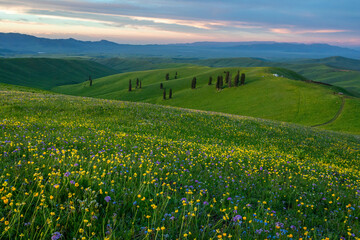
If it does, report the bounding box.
[0,33,359,59]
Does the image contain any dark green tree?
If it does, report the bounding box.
[163,89,166,100]
[216,76,220,90]
[191,77,197,89]
[220,76,223,88]
[160,83,163,89]
[225,71,230,84]
[234,71,240,87]
[165,73,169,80]
[139,80,142,89]
[241,73,246,85]
[136,78,139,88]
[169,88,172,99]
[89,76,92,87]
[228,73,232,88]
[128,79,132,92]
[208,76,212,85]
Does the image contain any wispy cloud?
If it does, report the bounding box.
[270,28,349,35]
[0,0,358,45]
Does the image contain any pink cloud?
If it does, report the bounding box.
[270,27,348,34]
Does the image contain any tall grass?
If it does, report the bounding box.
[0,89,359,239]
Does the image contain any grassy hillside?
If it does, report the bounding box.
[93,57,360,96]
[0,58,116,89]
[1,88,360,239]
[54,66,360,133]
[188,58,360,96]
[289,56,360,72]
[288,64,360,96]
[94,57,191,72]
[0,82,54,94]
[324,97,360,133]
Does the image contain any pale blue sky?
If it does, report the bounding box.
[0,0,359,45]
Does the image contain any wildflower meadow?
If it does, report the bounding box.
[0,89,359,239]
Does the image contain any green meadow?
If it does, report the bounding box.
[0,87,360,239]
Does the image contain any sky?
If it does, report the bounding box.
[0,0,359,46]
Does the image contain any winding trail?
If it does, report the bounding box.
[311,96,345,128]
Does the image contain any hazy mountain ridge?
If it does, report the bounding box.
[1,33,359,59]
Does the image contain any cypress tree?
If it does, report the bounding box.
[128,79,132,92]
[89,75,92,87]
[139,80,142,89]
[208,76,212,85]
[163,89,166,100]
[165,73,169,80]
[241,73,246,85]
[191,77,197,89]
[216,76,220,90]
[169,88,172,99]
[160,83,163,89]
[228,73,232,88]
[136,78,139,88]
[234,71,240,87]
[225,71,229,84]
[220,76,223,88]
[175,75,177,79]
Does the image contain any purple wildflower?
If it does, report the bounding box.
[232,215,242,222]
[51,232,62,240]
[105,196,111,203]
[64,171,70,177]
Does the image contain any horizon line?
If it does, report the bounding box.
[1,32,359,48]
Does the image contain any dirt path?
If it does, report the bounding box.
[311,96,345,128]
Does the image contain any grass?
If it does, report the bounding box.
[321,97,360,134]
[0,83,54,94]
[54,66,360,133]
[0,58,116,89]
[93,56,360,97]
[0,87,360,239]
[94,57,192,73]
[289,56,360,72]
[289,64,360,97]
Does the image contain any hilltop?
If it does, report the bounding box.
[92,56,360,96]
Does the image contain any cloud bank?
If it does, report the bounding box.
[0,0,358,45]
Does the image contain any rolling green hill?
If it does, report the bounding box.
[0,58,116,89]
[94,57,191,72]
[93,56,360,96]
[289,56,360,72]
[187,57,360,96]
[1,87,360,239]
[53,66,360,134]
[287,64,360,96]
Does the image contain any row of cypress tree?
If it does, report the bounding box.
[128,78,142,91]
[163,88,173,100]
[194,71,246,90]
[165,72,178,80]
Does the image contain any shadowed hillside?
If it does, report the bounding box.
[0,58,116,89]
